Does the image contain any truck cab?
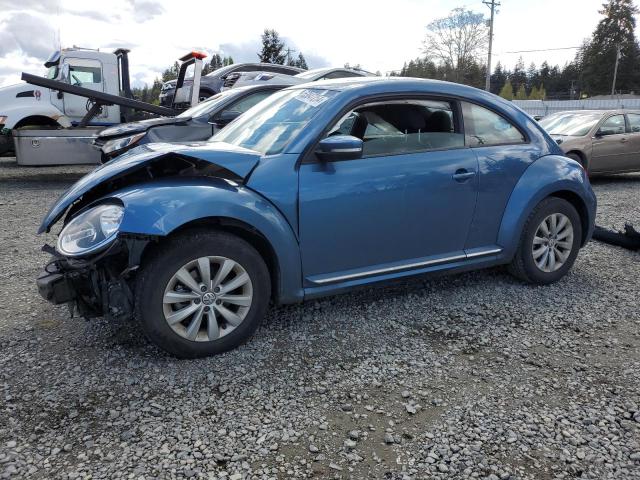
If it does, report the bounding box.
[0,48,124,154]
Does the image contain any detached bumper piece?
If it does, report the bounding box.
[593,223,640,251]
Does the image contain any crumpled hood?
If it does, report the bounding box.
[97,116,185,138]
[38,141,261,233]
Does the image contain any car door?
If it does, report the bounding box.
[590,114,629,173]
[61,58,107,119]
[298,97,479,285]
[624,113,640,171]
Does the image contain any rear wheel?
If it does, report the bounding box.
[508,197,582,284]
[135,230,271,358]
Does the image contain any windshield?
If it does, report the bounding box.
[539,112,603,136]
[176,90,238,118]
[46,65,58,79]
[211,88,338,155]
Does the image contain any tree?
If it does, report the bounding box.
[161,61,180,82]
[515,83,528,100]
[499,80,514,100]
[490,62,508,95]
[210,53,223,70]
[423,8,489,82]
[579,0,640,95]
[529,85,540,100]
[222,56,234,66]
[293,52,308,69]
[258,28,286,64]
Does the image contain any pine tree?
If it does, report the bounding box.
[210,54,223,70]
[257,29,286,64]
[294,53,308,69]
[222,56,234,66]
[529,85,540,100]
[579,0,640,95]
[515,83,528,100]
[539,82,547,100]
[499,80,514,100]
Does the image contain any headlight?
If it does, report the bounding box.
[57,204,124,257]
[101,132,145,155]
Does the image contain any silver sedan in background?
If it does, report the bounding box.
[539,110,640,175]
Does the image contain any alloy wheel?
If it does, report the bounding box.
[531,213,574,273]
[162,256,253,342]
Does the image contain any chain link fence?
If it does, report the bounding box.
[513,98,640,118]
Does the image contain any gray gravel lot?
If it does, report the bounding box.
[0,156,639,479]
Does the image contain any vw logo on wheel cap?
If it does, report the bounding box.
[202,292,216,305]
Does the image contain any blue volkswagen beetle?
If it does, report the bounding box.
[37,78,596,358]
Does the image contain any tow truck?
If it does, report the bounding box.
[0,47,206,165]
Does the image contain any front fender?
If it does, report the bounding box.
[110,177,303,303]
[3,103,71,129]
[498,155,597,258]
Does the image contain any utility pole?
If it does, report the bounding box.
[483,0,500,92]
[611,44,621,97]
[284,47,297,66]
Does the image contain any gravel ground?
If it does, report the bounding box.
[0,156,638,479]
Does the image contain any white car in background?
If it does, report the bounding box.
[224,67,376,90]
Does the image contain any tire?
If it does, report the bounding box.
[508,197,582,285]
[135,230,271,358]
[198,90,212,102]
[566,152,587,170]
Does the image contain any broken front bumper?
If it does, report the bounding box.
[36,237,150,319]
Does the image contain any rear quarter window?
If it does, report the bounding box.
[462,102,526,147]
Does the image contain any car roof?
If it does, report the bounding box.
[285,76,479,96]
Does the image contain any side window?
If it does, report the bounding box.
[67,59,102,86]
[461,102,525,146]
[223,91,273,114]
[327,99,464,157]
[627,114,640,133]
[597,115,626,136]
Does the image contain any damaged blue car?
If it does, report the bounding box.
[37,78,596,358]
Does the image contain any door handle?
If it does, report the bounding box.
[621,137,628,143]
[452,169,476,182]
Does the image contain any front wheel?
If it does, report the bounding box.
[508,197,582,285]
[135,230,271,358]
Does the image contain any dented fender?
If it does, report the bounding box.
[110,177,304,303]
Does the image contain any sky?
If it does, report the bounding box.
[0,0,638,89]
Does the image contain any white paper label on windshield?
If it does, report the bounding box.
[295,90,332,107]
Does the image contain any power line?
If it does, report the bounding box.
[500,46,581,54]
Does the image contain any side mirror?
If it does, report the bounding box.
[315,135,363,162]
[209,110,241,127]
[60,63,70,83]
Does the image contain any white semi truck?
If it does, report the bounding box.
[0,47,205,164]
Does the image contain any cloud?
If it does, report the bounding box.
[128,0,165,22]
[0,13,58,60]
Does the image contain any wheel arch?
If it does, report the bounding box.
[141,216,282,304]
[14,115,62,129]
[497,155,596,258]
[565,150,588,169]
[548,190,590,247]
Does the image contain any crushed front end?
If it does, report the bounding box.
[37,235,150,320]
